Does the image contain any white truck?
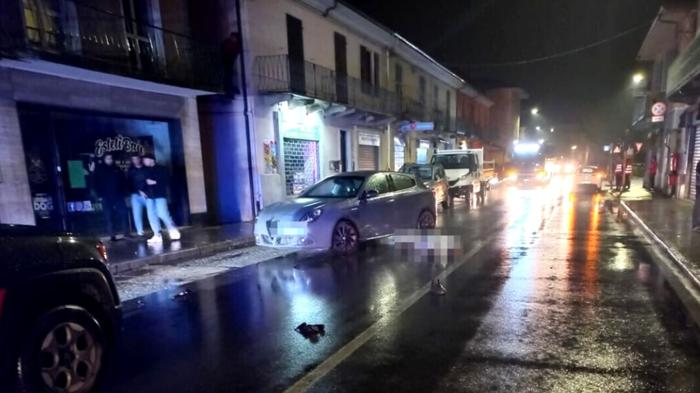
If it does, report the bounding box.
[430,148,495,203]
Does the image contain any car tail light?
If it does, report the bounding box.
[96,242,108,262]
[0,289,6,318]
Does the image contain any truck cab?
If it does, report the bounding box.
[431,149,491,201]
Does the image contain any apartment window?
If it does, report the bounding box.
[360,46,371,93]
[446,90,451,117]
[372,52,380,95]
[419,76,426,105]
[395,64,403,99]
[360,45,380,95]
[433,86,439,110]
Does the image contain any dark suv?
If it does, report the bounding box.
[0,225,120,393]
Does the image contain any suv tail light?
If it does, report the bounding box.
[0,289,6,318]
[96,242,108,262]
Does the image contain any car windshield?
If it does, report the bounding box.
[302,176,365,198]
[432,154,474,170]
[401,165,433,181]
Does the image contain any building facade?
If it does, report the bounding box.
[635,1,699,199]
[0,0,226,233]
[486,87,527,156]
[0,0,524,230]
[242,0,470,206]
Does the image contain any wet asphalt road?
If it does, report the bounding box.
[103,178,700,392]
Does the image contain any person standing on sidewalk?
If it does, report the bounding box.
[648,156,657,190]
[614,161,623,191]
[693,160,700,231]
[90,153,128,241]
[127,154,149,238]
[142,154,181,243]
[624,159,633,191]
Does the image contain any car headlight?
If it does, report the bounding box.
[301,208,323,223]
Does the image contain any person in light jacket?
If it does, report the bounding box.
[142,154,181,243]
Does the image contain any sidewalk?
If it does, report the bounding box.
[618,178,700,326]
[106,222,255,274]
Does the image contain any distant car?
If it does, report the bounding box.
[512,163,548,187]
[399,163,450,209]
[0,225,120,393]
[574,165,604,192]
[254,171,436,254]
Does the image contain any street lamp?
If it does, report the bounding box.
[531,107,539,115]
[550,127,554,133]
[632,73,645,85]
[538,139,545,145]
[571,145,578,150]
[535,126,541,131]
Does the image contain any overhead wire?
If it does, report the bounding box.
[449,20,653,68]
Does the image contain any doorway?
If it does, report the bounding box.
[334,32,348,103]
[286,14,305,94]
[340,129,348,172]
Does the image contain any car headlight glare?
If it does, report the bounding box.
[301,208,323,223]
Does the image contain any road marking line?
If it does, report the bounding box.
[283,233,499,393]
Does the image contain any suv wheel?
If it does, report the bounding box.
[19,305,106,393]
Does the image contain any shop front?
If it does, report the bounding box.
[17,104,189,235]
[277,103,323,196]
[357,131,381,170]
[393,136,405,170]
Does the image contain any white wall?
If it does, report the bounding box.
[245,0,387,83]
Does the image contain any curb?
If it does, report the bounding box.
[107,236,256,275]
[620,200,700,328]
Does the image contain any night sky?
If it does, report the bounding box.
[345,0,660,146]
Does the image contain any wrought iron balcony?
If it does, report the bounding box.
[0,0,223,92]
[254,54,399,116]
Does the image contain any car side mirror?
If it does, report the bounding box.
[362,189,379,200]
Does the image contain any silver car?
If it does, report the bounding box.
[254,171,436,253]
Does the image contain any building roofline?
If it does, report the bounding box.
[297,0,478,89]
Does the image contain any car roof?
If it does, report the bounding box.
[328,171,395,178]
[401,163,435,168]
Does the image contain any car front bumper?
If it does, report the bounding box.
[254,219,331,250]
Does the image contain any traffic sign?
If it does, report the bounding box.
[651,102,667,116]
[635,142,643,152]
[651,102,666,123]
[612,145,622,154]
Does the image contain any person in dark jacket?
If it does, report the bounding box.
[127,154,149,237]
[143,154,181,243]
[90,153,128,241]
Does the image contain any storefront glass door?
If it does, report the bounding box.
[17,104,189,235]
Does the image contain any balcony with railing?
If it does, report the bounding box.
[0,0,223,92]
[254,54,399,116]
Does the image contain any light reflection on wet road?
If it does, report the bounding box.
[104,178,700,392]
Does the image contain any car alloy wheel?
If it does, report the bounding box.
[418,210,436,229]
[20,306,106,393]
[332,221,359,254]
[39,321,102,392]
